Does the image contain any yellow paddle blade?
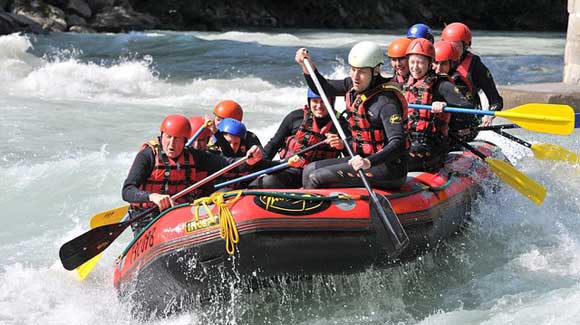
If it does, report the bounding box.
[89,205,129,229]
[531,143,579,164]
[496,103,574,135]
[76,252,103,280]
[484,157,547,205]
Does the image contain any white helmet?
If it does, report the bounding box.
[348,41,384,68]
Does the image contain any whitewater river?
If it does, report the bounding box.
[0,29,579,324]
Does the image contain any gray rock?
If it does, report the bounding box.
[68,24,95,32]
[67,0,92,19]
[66,13,86,26]
[0,12,19,34]
[13,1,68,32]
[89,5,159,32]
[0,11,43,34]
[86,0,115,12]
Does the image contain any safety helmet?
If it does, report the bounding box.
[217,118,247,139]
[188,116,212,139]
[434,41,460,62]
[213,100,244,121]
[348,41,384,68]
[307,87,335,106]
[441,22,472,47]
[407,23,434,43]
[387,38,413,58]
[405,38,435,59]
[160,114,192,139]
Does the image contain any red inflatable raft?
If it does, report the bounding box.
[113,141,502,316]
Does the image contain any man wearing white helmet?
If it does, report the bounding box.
[295,41,410,189]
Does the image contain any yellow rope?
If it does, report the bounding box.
[191,190,244,255]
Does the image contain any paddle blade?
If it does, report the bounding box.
[496,103,574,135]
[531,143,579,164]
[89,205,129,229]
[76,252,103,280]
[369,193,409,257]
[484,157,547,205]
[59,222,130,271]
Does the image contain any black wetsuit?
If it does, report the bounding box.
[122,146,240,233]
[302,70,408,190]
[450,52,504,140]
[249,108,347,188]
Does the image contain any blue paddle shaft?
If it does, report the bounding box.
[409,103,496,116]
[215,162,290,188]
[186,126,207,146]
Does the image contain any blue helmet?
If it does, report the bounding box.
[307,87,334,107]
[217,118,247,139]
[407,23,434,43]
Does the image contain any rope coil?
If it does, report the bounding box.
[191,190,244,255]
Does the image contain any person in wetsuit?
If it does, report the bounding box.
[249,88,347,189]
[122,114,262,234]
[402,38,475,172]
[295,41,410,190]
[441,22,504,139]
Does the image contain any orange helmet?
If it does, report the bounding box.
[434,41,460,62]
[160,114,192,138]
[405,38,435,59]
[387,38,412,58]
[441,22,472,47]
[213,100,243,121]
[188,116,212,139]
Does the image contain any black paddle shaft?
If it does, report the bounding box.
[493,130,532,149]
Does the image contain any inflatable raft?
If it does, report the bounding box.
[113,141,502,316]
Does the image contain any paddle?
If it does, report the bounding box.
[409,103,575,135]
[59,156,250,271]
[453,136,547,205]
[214,140,327,189]
[477,113,580,131]
[493,129,578,164]
[303,59,409,258]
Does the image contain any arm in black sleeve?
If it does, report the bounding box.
[365,96,406,166]
[214,132,236,157]
[245,131,263,151]
[263,109,303,159]
[304,69,352,98]
[122,147,155,204]
[435,80,475,108]
[471,55,504,111]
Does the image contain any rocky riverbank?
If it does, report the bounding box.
[0,0,568,35]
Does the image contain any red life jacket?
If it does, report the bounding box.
[133,139,203,209]
[278,105,341,164]
[346,83,409,156]
[404,73,452,139]
[452,52,476,103]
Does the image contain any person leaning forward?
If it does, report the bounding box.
[122,114,262,234]
[295,41,410,190]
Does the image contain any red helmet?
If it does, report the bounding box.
[387,38,412,58]
[160,114,192,138]
[441,22,472,47]
[213,100,243,121]
[434,41,460,62]
[188,116,212,139]
[405,38,435,59]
